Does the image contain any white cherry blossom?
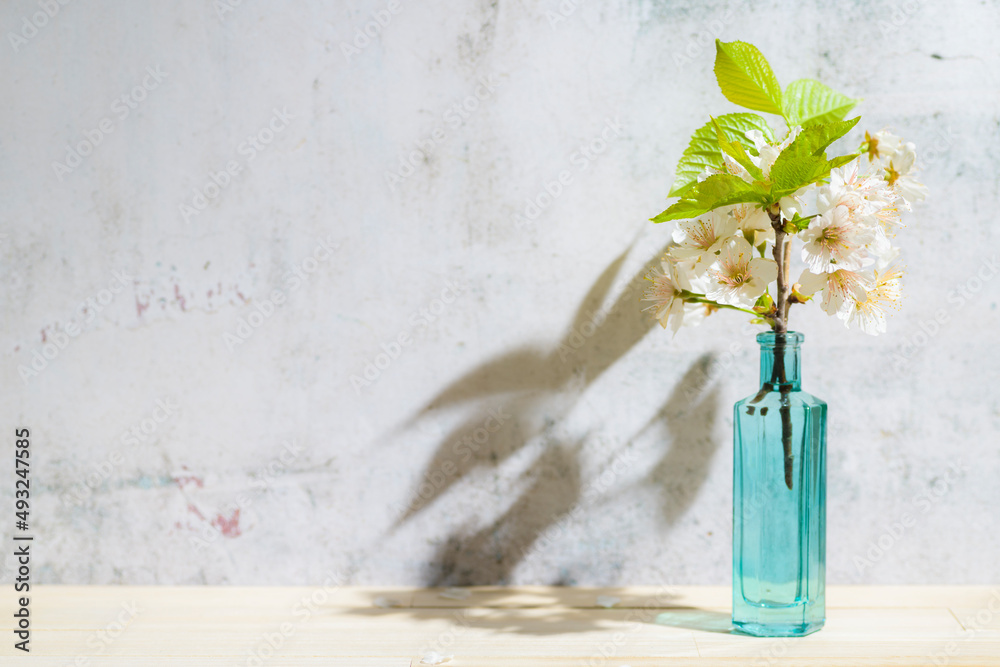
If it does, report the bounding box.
[846,264,904,335]
[799,205,876,274]
[669,209,737,274]
[642,259,689,333]
[705,236,778,307]
[798,268,874,318]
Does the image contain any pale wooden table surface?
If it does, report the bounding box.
[2,586,999,665]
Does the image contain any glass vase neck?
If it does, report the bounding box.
[757,331,803,391]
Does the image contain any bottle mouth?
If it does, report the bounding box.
[757,331,804,347]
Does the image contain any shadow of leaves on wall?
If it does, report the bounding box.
[632,354,722,527]
[389,242,724,585]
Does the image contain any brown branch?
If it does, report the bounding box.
[769,208,787,334]
[782,236,793,325]
[768,206,794,490]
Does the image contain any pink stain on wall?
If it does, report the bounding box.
[174,284,187,312]
[174,475,204,489]
[212,510,242,538]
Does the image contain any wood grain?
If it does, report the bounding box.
[0,586,997,665]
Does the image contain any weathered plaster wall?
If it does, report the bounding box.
[1,0,998,585]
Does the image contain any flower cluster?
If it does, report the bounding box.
[644,130,925,336]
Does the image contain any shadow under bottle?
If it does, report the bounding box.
[733,331,827,637]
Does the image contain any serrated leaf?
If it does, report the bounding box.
[768,118,860,195]
[825,153,858,171]
[714,40,783,115]
[778,117,861,161]
[770,155,828,192]
[783,79,859,127]
[771,151,862,196]
[712,118,765,182]
[652,174,765,223]
[788,213,815,231]
[669,113,774,197]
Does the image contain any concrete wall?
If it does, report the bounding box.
[1,0,997,585]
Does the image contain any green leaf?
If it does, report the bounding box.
[787,212,818,231]
[669,113,774,197]
[769,155,828,192]
[712,118,765,182]
[777,117,861,160]
[825,152,858,172]
[771,152,861,196]
[652,174,765,223]
[783,79,859,127]
[714,39,784,115]
[767,117,861,194]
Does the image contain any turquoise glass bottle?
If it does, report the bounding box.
[733,331,827,637]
